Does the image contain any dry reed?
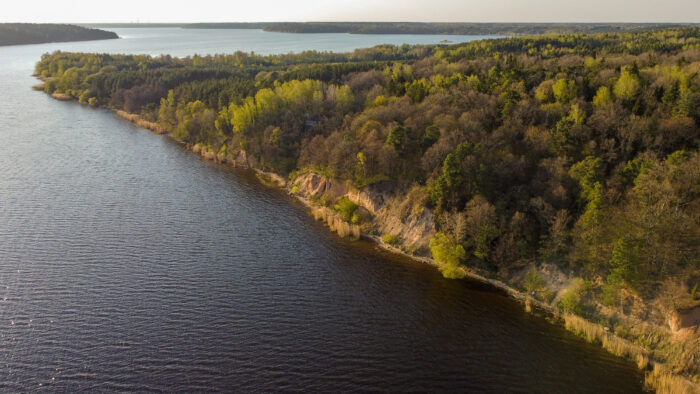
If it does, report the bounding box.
[115,110,165,134]
[645,364,699,394]
[311,206,360,240]
[562,313,647,361]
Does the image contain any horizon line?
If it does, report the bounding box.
[3,21,700,25]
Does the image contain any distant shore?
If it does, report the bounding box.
[0,23,118,47]
[83,22,699,36]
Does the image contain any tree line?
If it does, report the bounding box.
[0,24,117,46]
[86,22,697,36]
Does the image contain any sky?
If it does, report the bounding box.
[2,0,699,24]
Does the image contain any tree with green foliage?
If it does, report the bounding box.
[569,156,603,201]
[602,238,642,305]
[421,125,440,150]
[525,269,544,292]
[560,290,583,313]
[592,86,613,107]
[335,197,359,221]
[385,125,407,151]
[429,232,466,279]
[405,78,431,103]
[552,78,577,103]
[608,238,642,285]
[613,69,641,101]
[560,279,586,315]
[534,80,555,103]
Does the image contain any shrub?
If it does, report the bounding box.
[560,289,583,314]
[602,282,621,306]
[382,233,399,245]
[644,364,697,394]
[524,269,543,292]
[334,197,358,221]
[429,232,466,279]
[559,278,586,314]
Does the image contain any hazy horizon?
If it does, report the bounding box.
[3,0,699,24]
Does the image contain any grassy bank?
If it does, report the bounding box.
[562,313,699,393]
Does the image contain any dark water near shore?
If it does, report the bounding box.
[0,29,645,392]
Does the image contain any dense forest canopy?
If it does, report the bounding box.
[0,24,118,46]
[36,29,700,351]
[84,22,698,36]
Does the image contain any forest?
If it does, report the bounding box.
[0,24,118,46]
[86,22,695,36]
[255,22,688,35]
[35,28,699,379]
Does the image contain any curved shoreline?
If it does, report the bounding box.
[44,91,699,393]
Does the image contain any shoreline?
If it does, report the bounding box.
[42,90,698,393]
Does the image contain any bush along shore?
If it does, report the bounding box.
[35,28,700,392]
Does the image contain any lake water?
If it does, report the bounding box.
[0,28,645,391]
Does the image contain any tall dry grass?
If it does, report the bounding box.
[562,313,700,393]
[312,206,360,239]
[645,364,699,394]
[562,313,647,361]
[115,110,165,134]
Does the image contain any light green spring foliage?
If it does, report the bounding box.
[566,103,586,125]
[382,233,398,245]
[328,84,354,111]
[524,268,544,292]
[334,197,358,221]
[466,74,481,91]
[369,95,387,108]
[613,69,641,101]
[618,157,654,186]
[560,278,586,314]
[673,78,697,118]
[405,78,431,102]
[580,183,605,229]
[159,89,177,127]
[560,289,583,314]
[569,156,603,201]
[228,79,324,134]
[552,79,577,103]
[173,100,218,142]
[665,149,691,167]
[534,80,555,103]
[429,232,466,279]
[592,86,613,107]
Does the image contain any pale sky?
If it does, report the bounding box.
[2,0,699,23]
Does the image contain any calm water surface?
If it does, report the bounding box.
[0,29,645,392]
